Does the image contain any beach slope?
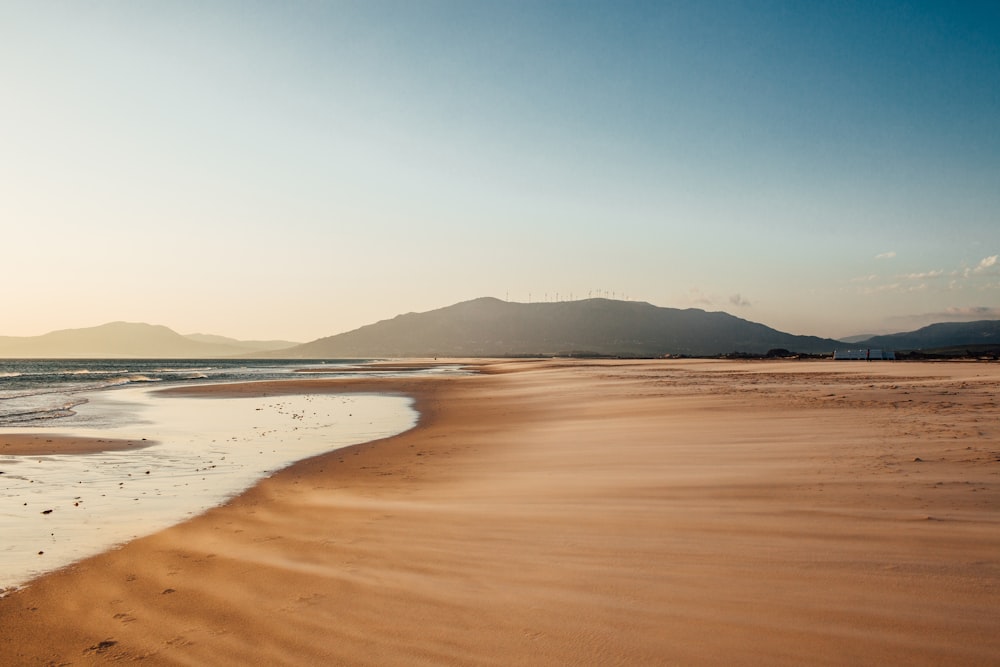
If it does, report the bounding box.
[1,360,998,665]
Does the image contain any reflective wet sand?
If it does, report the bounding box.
[0,386,415,589]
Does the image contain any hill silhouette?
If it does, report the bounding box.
[855,320,1000,352]
[3,303,997,360]
[0,322,298,358]
[282,297,842,358]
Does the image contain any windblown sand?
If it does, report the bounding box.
[1,359,998,665]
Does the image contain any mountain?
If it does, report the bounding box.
[183,333,300,353]
[279,297,843,358]
[6,305,993,361]
[855,320,1000,352]
[837,333,878,344]
[0,322,299,358]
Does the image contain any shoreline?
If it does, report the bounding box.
[1,359,998,664]
[0,359,467,455]
[0,384,418,592]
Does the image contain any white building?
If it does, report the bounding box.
[833,349,895,360]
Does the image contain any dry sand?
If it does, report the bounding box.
[0,359,998,665]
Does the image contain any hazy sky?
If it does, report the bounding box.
[3,1,998,341]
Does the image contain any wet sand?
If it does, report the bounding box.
[1,433,152,456]
[0,390,415,591]
[1,359,998,665]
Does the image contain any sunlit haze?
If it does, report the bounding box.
[2,1,998,342]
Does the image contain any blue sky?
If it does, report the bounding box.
[2,1,998,341]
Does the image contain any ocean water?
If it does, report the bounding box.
[0,359,449,591]
[0,359,377,427]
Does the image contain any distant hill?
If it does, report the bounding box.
[183,333,300,354]
[6,306,993,361]
[279,297,843,358]
[0,322,299,358]
[854,320,1000,352]
[837,334,877,344]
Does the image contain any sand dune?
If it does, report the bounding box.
[1,359,998,665]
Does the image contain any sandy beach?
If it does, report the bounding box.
[1,359,998,665]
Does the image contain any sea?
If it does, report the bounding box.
[0,358,391,427]
[0,359,450,591]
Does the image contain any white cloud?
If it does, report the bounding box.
[874,251,896,260]
[900,270,944,280]
[974,255,998,272]
[863,255,998,289]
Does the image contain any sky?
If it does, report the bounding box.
[2,1,998,342]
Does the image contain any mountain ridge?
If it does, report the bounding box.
[0,322,299,359]
[2,300,998,359]
[853,320,1000,352]
[278,297,843,358]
